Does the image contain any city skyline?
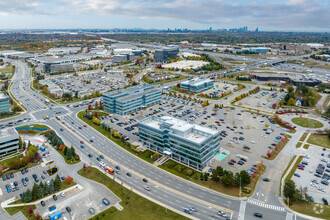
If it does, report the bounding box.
[0,0,329,32]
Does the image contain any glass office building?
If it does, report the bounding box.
[0,93,10,114]
[180,77,214,93]
[0,127,19,155]
[155,46,179,63]
[103,84,161,115]
[138,116,220,170]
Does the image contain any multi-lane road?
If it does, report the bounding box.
[2,59,309,220]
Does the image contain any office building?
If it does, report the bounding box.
[243,47,268,54]
[0,127,19,155]
[0,93,10,114]
[47,47,81,56]
[44,63,74,73]
[103,84,161,115]
[138,116,220,170]
[155,46,179,62]
[180,77,214,93]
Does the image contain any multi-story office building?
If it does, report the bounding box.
[0,127,19,155]
[180,77,214,93]
[0,93,10,114]
[138,116,220,170]
[155,46,179,62]
[103,84,161,115]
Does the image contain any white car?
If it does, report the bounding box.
[144,186,150,191]
[250,140,255,144]
[318,187,325,192]
[61,192,65,197]
[304,154,310,159]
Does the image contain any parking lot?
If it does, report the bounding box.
[201,81,238,96]
[291,145,330,204]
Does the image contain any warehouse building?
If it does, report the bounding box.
[0,93,10,114]
[138,116,220,170]
[103,84,161,115]
[180,77,214,93]
[251,73,322,86]
[0,127,19,155]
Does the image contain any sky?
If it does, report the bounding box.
[0,0,329,32]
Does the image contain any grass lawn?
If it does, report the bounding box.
[263,136,290,160]
[299,133,308,142]
[303,144,310,149]
[0,64,14,74]
[279,156,296,196]
[159,159,265,197]
[78,111,161,164]
[5,205,41,220]
[291,118,324,128]
[56,149,81,165]
[78,167,187,220]
[307,134,330,149]
[296,142,302,148]
[285,156,303,183]
[290,201,330,219]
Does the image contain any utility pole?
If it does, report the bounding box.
[240,176,241,197]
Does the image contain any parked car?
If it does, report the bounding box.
[53,195,58,201]
[40,201,46,207]
[293,173,301,177]
[254,213,263,218]
[263,178,270,182]
[322,198,328,205]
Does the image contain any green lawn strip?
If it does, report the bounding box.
[159,159,264,197]
[291,118,324,128]
[285,156,303,183]
[299,133,308,142]
[16,124,49,130]
[56,149,80,165]
[290,201,330,219]
[286,134,292,138]
[279,155,297,196]
[5,205,41,220]
[303,144,310,150]
[262,137,290,160]
[307,134,330,149]
[77,111,160,164]
[78,167,188,220]
[296,142,302,148]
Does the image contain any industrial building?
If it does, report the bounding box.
[113,53,135,63]
[44,63,74,73]
[0,127,19,155]
[47,47,81,56]
[138,116,220,170]
[0,93,10,114]
[242,47,268,54]
[155,46,179,62]
[251,73,322,86]
[103,84,161,115]
[180,77,214,93]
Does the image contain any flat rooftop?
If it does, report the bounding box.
[0,127,18,138]
[0,93,9,100]
[141,116,218,144]
[117,88,159,102]
[181,77,213,87]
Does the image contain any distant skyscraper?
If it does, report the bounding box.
[209,27,212,32]
[255,27,259,32]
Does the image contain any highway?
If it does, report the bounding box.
[2,58,308,220]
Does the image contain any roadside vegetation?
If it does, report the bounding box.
[78,166,187,220]
[5,205,41,220]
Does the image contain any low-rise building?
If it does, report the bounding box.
[0,93,10,114]
[0,127,19,155]
[138,116,220,170]
[47,47,81,56]
[180,77,214,93]
[103,84,161,115]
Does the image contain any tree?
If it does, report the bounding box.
[71,146,76,156]
[54,175,62,191]
[65,176,74,184]
[38,182,44,198]
[64,147,68,155]
[42,86,49,94]
[28,206,34,215]
[233,173,240,187]
[66,147,72,160]
[240,170,251,186]
[32,183,39,201]
[75,91,78,98]
[94,112,98,118]
[284,180,297,204]
[288,98,296,106]
[200,172,204,180]
[0,165,3,174]
[88,104,92,110]
[221,175,231,187]
[216,166,224,176]
[211,170,219,182]
[204,172,209,181]
[49,179,55,194]
[19,136,23,149]
[25,189,32,203]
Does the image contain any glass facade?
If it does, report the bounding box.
[138,116,220,170]
[0,94,10,114]
[103,84,161,115]
[180,78,214,93]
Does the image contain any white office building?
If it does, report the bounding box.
[0,128,19,155]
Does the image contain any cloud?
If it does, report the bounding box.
[0,0,328,30]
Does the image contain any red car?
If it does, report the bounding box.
[231,159,237,163]
[79,127,82,129]
[83,125,87,127]
[298,167,304,170]
[62,122,65,124]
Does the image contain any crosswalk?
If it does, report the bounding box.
[247,198,285,212]
[13,212,27,220]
